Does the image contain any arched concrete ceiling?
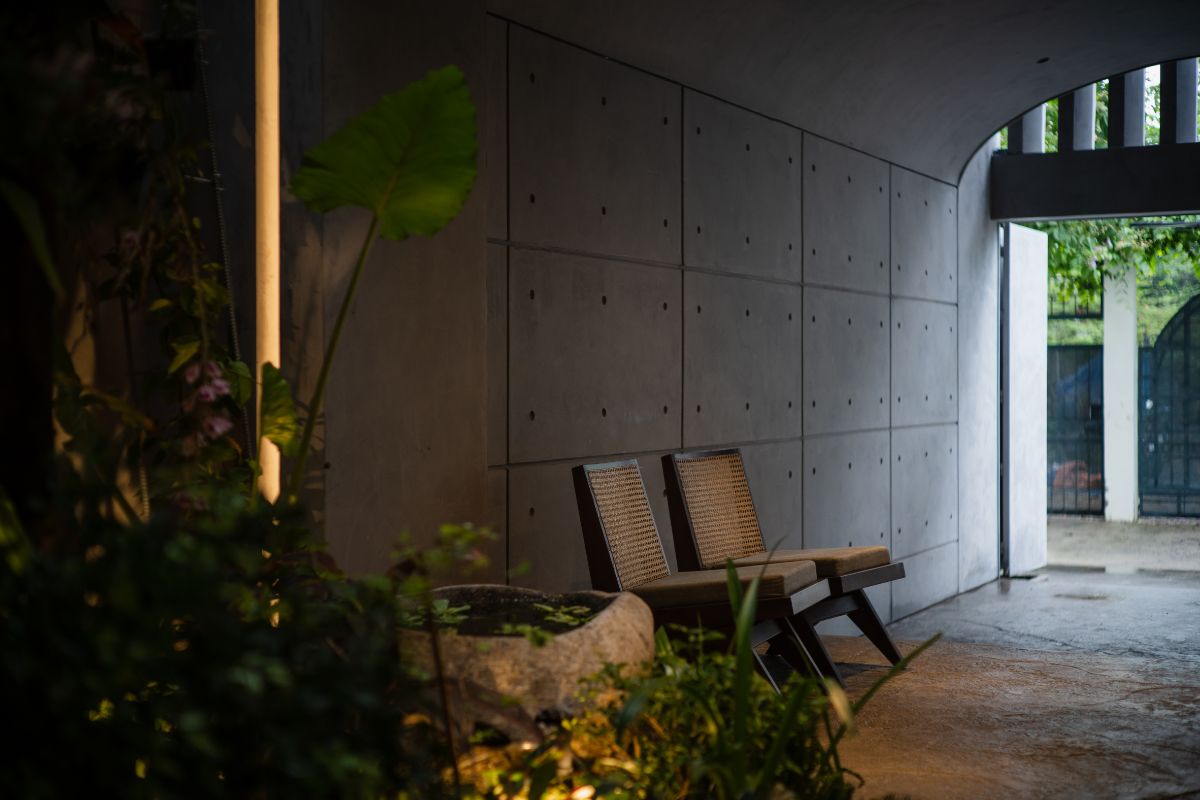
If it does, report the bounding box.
[488,0,1200,184]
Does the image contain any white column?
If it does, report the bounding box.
[1103,269,1138,521]
[255,0,281,501]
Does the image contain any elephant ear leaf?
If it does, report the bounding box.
[260,363,300,458]
[290,65,477,241]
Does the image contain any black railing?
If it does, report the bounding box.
[1047,345,1104,514]
[1139,295,1200,516]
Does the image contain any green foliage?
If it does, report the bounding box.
[534,603,595,627]
[1032,217,1200,308]
[260,363,301,458]
[291,65,478,241]
[468,565,940,799]
[0,476,505,798]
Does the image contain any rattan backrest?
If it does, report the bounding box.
[572,461,670,592]
[663,449,765,570]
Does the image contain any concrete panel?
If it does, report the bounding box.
[805,428,893,631]
[891,166,957,303]
[683,272,803,446]
[803,288,889,435]
[480,467,508,583]
[957,138,1000,591]
[486,244,507,465]
[802,135,889,293]
[892,540,958,619]
[892,298,957,427]
[683,91,803,281]
[508,461,591,592]
[742,440,804,552]
[508,453,675,592]
[508,250,681,462]
[484,16,507,240]
[891,425,958,559]
[802,431,890,551]
[509,27,680,263]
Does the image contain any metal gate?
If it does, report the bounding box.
[1046,345,1104,513]
[1139,295,1200,516]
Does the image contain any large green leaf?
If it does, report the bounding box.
[290,65,477,241]
[260,363,300,458]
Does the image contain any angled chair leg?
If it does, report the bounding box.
[791,617,844,688]
[767,619,821,678]
[752,649,782,693]
[845,589,903,665]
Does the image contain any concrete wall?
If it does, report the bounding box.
[957,138,1002,591]
[198,4,1006,616]
[488,22,971,621]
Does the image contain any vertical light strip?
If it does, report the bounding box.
[255,0,281,501]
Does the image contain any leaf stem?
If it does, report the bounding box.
[286,214,381,503]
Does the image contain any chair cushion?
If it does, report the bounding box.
[730,546,891,577]
[630,560,818,607]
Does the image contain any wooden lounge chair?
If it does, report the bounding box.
[662,448,906,687]
[571,459,830,690]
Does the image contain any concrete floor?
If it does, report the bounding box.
[1048,515,1200,573]
[827,519,1200,800]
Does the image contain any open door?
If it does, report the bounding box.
[1001,223,1048,575]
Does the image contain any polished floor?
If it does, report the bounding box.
[828,519,1200,799]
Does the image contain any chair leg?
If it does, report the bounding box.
[752,649,782,694]
[767,619,821,678]
[846,589,903,665]
[791,616,844,688]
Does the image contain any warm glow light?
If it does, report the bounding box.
[255,0,281,501]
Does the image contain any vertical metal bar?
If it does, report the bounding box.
[999,224,1009,572]
[1161,58,1199,145]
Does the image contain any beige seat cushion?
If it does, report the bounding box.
[730,546,891,577]
[630,560,817,607]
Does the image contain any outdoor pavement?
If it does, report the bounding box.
[825,517,1200,800]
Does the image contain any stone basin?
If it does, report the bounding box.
[399,584,655,717]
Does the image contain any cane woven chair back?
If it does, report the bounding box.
[573,461,670,591]
[669,450,766,569]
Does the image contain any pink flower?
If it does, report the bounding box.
[183,362,201,385]
[195,378,230,403]
[204,360,222,380]
[202,414,234,440]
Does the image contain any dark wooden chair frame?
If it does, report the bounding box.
[662,448,906,687]
[572,459,829,691]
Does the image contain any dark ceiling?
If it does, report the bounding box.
[490,0,1200,184]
